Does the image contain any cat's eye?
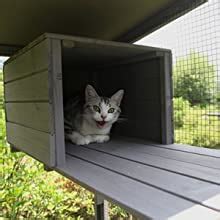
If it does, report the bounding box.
[93,105,100,113]
[108,108,115,113]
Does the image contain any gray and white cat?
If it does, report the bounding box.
[64,85,124,145]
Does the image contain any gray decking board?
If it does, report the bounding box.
[109,141,220,170]
[82,139,220,185]
[116,138,220,169]
[66,144,220,211]
[150,142,220,158]
[56,154,220,220]
[110,136,220,158]
[140,144,220,169]
[86,137,220,170]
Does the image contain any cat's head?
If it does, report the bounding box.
[83,84,124,128]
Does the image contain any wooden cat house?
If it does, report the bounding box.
[2,0,220,219]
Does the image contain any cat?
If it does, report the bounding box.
[64,84,124,145]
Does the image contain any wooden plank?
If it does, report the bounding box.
[110,137,220,169]
[56,154,220,220]
[6,122,54,166]
[130,142,220,170]
[67,144,220,211]
[151,142,220,158]
[160,52,173,144]
[95,194,109,220]
[5,102,51,133]
[84,138,220,185]
[4,39,49,82]
[49,33,171,53]
[49,39,65,166]
[4,71,49,102]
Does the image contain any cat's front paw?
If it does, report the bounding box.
[67,132,92,145]
[93,135,110,143]
[76,136,91,145]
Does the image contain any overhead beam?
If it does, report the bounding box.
[0,44,22,56]
[116,0,208,42]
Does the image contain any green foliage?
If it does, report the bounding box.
[174,51,217,106]
[174,98,220,148]
[173,51,219,148]
[0,150,95,219]
[173,97,190,128]
[109,203,129,219]
[217,90,220,103]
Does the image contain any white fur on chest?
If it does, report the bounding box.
[80,120,111,135]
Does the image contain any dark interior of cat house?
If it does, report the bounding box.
[61,38,173,146]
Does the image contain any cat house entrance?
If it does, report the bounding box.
[62,38,173,147]
[3,33,173,168]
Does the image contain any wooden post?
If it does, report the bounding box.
[95,194,109,220]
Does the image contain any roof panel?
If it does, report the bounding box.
[0,0,207,55]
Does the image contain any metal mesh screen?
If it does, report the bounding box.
[136,0,220,148]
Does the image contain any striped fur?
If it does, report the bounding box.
[64,85,124,145]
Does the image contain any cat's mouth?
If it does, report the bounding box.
[96,120,106,127]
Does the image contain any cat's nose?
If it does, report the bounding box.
[101,115,107,119]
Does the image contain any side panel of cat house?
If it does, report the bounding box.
[97,52,173,144]
[60,34,173,144]
[3,38,65,167]
[3,33,173,169]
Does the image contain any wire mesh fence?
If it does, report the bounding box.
[136,0,220,148]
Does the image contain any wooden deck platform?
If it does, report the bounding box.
[56,137,220,219]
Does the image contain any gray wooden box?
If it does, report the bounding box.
[3,33,173,167]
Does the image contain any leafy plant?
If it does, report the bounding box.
[174,51,217,106]
[174,101,220,148]
[173,97,190,128]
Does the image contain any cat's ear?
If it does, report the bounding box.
[111,89,124,106]
[85,84,99,102]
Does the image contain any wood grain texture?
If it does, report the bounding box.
[6,122,54,166]
[49,39,65,165]
[56,153,220,220]
[4,71,49,102]
[84,137,220,185]
[141,143,220,169]
[117,139,220,170]
[5,102,51,133]
[4,39,49,82]
[67,144,220,211]
[151,142,220,158]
